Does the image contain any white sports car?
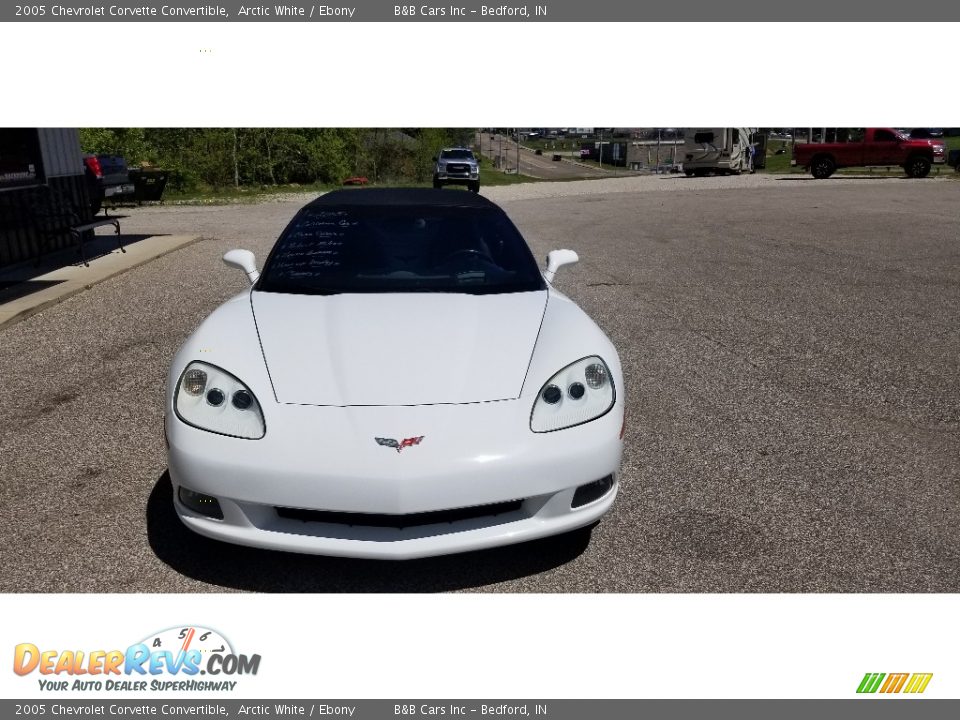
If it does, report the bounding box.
[166,189,624,559]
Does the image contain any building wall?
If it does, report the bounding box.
[0,129,91,268]
[38,128,84,178]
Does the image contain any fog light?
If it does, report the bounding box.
[571,475,614,508]
[178,487,224,519]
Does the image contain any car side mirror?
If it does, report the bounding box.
[544,249,579,282]
[223,249,260,285]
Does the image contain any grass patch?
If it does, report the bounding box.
[478,164,538,186]
[761,152,799,174]
[759,138,802,174]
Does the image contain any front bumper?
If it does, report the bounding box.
[435,170,479,182]
[104,182,135,198]
[166,399,623,559]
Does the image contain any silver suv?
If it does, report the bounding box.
[433,148,480,193]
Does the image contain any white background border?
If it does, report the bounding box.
[2,22,959,126]
[3,595,957,698]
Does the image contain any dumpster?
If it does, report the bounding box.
[948,149,960,170]
[129,168,168,205]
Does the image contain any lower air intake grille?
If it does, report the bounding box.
[571,475,615,508]
[276,500,523,529]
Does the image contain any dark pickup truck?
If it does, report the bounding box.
[792,128,940,179]
[83,154,134,214]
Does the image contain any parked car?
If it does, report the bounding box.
[433,147,480,192]
[792,128,939,178]
[82,154,134,213]
[165,189,624,559]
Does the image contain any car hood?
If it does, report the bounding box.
[251,290,548,406]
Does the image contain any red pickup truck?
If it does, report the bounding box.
[792,128,940,179]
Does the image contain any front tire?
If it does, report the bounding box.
[469,181,480,193]
[433,178,442,189]
[905,156,931,178]
[810,156,835,179]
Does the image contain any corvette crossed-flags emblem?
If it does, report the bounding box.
[375,436,425,453]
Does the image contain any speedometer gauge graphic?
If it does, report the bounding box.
[139,626,233,658]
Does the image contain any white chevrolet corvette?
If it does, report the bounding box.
[166,189,624,559]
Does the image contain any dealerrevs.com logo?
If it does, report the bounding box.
[13,626,261,693]
[857,673,933,695]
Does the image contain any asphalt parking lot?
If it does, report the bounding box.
[1,175,957,592]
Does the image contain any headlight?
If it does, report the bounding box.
[174,361,266,439]
[531,356,615,433]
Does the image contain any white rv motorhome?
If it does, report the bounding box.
[682,128,760,176]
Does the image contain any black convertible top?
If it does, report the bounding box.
[308,188,496,209]
[259,185,544,296]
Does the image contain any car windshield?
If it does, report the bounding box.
[440,150,473,160]
[258,203,546,295]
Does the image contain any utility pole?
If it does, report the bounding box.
[656,128,661,173]
[515,128,520,175]
[599,129,603,170]
[232,129,239,188]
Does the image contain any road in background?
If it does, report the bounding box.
[476,131,613,180]
[1,175,958,592]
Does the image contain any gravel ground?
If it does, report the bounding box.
[1,174,957,592]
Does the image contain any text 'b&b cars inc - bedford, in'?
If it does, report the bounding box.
[165,189,624,559]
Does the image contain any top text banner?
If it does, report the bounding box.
[6,0,960,21]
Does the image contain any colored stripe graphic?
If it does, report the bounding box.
[857,672,932,694]
[857,673,885,693]
[880,673,909,693]
[904,673,933,694]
